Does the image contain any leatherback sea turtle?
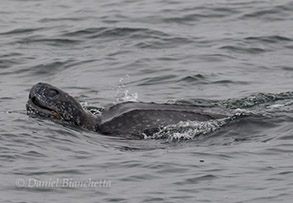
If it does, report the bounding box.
[26,82,231,138]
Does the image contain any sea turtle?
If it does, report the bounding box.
[26,82,231,138]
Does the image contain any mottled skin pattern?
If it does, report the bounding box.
[27,83,230,138]
[26,83,99,131]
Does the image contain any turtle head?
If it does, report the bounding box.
[26,82,98,129]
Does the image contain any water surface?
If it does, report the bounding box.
[1,0,293,202]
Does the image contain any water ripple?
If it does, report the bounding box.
[1,0,293,202]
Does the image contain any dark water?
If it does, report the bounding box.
[1,0,293,202]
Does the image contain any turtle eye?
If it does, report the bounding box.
[47,89,59,97]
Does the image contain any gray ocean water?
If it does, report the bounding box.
[1,0,293,202]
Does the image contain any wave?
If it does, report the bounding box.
[152,91,293,141]
[61,27,170,39]
[146,115,241,141]
[240,1,293,21]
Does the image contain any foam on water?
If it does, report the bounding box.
[146,113,243,141]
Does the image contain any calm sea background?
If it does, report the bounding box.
[1,0,293,202]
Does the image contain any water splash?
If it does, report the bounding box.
[114,75,139,102]
[115,89,139,102]
[221,92,293,109]
[154,92,293,141]
[80,102,104,115]
[175,91,293,110]
[266,100,293,113]
[146,113,243,142]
